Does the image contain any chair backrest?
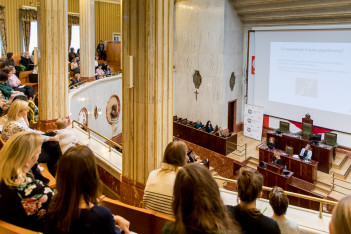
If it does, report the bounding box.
[302,122,313,138]
[173,115,177,121]
[325,132,337,145]
[286,146,293,155]
[280,121,290,133]
[0,220,40,234]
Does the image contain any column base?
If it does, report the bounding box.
[81,76,96,83]
[119,176,145,207]
[38,116,71,132]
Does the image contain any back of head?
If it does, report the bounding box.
[7,52,13,60]
[172,163,234,233]
[7,100,28,121]
[0,71,8,82]
[237,167,263,203]
[162,141,186,169]
[49,145,100,232]
[12,95,28,102]
[0,131,42,186]
[269,187,289,216]
[56,117,68,129]
[1,67,10,75]
[330,195,351,234]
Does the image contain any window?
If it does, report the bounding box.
[28,21,38,54]
[70,25,80,51]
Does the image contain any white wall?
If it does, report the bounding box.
[173,0,244,129]
[69,75,122,141]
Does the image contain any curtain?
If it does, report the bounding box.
[20,9,37,53]
[22,21,31,52]
[0,6,7,56]
[68,15,79,50]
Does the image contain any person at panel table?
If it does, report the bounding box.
[205,120,213,133]
[268,137,276,150]
[272,151,282,165]
[299,144,312,160]
[194,120,203,129]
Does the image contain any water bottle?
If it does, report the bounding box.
[284,165,287,170]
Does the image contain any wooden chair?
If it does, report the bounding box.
[286,146,294,155]
[99,196,174,234]
[38,163,56,189]
[0,220,40,234]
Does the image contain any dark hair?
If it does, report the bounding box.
[2,67,11,75]
[6,52,13,60]
[172,163,236,233]
[70,47,74,52]
[12,95,28,102]
[162,141,187,170]
[48,145,100,232]
[237,167,263,203]
[0,71,8,82]
[269,187,289,216]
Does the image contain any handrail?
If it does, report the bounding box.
[213,176,337,219]
[72,120,122,152]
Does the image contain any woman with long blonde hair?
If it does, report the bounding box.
[0,131,54,231]
[330,194,351,234]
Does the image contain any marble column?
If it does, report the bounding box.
[79,0,95,83]
[37,0,69,132]
[121,0,174,206]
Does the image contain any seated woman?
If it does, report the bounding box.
[96,65,105,79]
[0,131,54,231]
[268,137,276,150]
[1,100,61,175]
[272,151,282,165]
[215,127,224,137]
[70,57,80,74]
[0,70,21,100]
[5,66,34,100]
[163,163,237,233]
[20,51,35,71]
[330,194,351,234]
[227,167,281,234]
[194,120,203,129]
[45,145,130,234]
[104,64,112,77]
[269,187,299,234]
[143,141,187,217]
[1,52,16,68]
[69,73,82,89]
[299,144,312,160]
[205,120,214,133]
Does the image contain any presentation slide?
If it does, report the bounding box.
[252,30,351,133]
[269,42,351,116]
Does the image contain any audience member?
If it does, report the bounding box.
[5,66,34,100]
[70,57,80,74]
[1,100,61,175]
[69,73,82,89]
[68,48,77,62]
[272,151,282,165]
[269,187,299,234]
[163,163,237,234]
[268,137,275,149]
[96,65,105,79]
[54,117,78,154]
[0,70,21,99]
[299,144,312,160]
[143,141,187,216]
[20,51,35,71]
[94,56,99,68]
[104,64,112,76]
[215,127,224,137]
[205,120,213,133]
[45,145,130,234]
[2,52,16,68]
[330,194,351,234]
[0,91,11,115]
[96,40,105,60]
[194,120,203,129]
[227,167,281,234]
[0,131,54,231]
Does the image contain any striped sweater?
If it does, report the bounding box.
[143,163,179,217]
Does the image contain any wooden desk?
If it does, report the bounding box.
[259,147,318,183]
[173,121,237,155]
[267,131,332,173]
[257,165,293,190]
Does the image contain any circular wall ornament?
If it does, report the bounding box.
[106,95,121,125]
[77,107,88,130]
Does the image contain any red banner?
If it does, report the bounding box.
[251,56,255,75]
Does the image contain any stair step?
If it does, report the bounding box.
[330,159,351,179]
[312,187,328,197]
[332,154,348,169]
[314,181,332,193]
[329,190,348,201]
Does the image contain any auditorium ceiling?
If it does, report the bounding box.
[231,0,351,26]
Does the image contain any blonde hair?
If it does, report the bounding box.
[7,100,28,121]
[0,131,42,186]
[56,117,68,129]
[330,195,351,234]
